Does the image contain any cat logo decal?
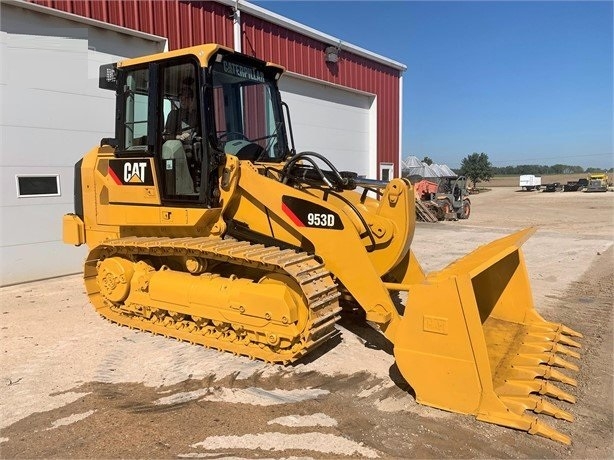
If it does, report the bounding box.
[108,160,154,186]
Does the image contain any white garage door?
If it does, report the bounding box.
[279,75,375,177]
[0,3,163,285]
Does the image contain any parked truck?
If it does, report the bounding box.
[519,174,542,191]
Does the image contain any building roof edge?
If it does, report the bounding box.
[216,0,407,73]
[6,0,168,47]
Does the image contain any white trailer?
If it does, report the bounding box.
[519,175,542,191]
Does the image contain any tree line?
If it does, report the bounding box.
[415,153,612,188]
[488,164,609,175]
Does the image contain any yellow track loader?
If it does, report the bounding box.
[63,44,581,444]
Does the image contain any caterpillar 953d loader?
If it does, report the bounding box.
[63,44,581,444]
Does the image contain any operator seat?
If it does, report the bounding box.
[162,140,195,195]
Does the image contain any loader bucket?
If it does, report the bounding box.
[393,227,582,444]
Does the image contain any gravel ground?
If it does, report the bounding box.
[0,187,612,459]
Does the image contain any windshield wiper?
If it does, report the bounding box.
[255,121,283,162]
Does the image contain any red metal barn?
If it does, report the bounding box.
[0,0,405,284]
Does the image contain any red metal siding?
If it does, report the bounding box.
[31,0,401,174]
[30,0,234,49]
[241,15,401,173]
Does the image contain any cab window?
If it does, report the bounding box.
[122,68,149,151]
[211,59,286,162]
[159,62,201,200]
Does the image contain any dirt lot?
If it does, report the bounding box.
[1,187,612,459]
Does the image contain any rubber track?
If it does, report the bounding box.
[88,236,342,363]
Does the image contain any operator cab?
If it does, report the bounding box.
[99,45,291,207]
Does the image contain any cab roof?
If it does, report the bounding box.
[117,43,285,74]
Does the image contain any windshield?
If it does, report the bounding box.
[210,58,287,162]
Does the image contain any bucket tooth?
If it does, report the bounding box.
[499,379,576,403]
[508,365,578,387]
[536,333,582,349]
[527,418,571,444]
[540,366,578,386]
[478,411,571,445]
[555,345,581,359]
[519,342,581,359]
[528,322,583,339]
[527,328,582,348]
[556,335,582,348]
[517,365,577,386]
[560,325,583,338]
[552,323,583,338]
[512,352,580,372]
[500,395,574,422]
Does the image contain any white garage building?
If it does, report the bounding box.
[0,0,405,285]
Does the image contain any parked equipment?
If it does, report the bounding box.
[564,178,589,192]
[563,181,580,192]
[519,174,542,191]
[577,178,589,191]
[440,175,471,219]
[586,173,608,192]
[413,176,471,220]
[543,182,562,193]
[63,44,581,444]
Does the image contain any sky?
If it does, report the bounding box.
[253,1,613,170]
